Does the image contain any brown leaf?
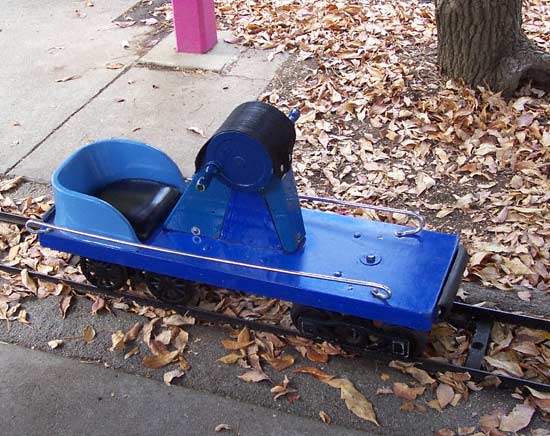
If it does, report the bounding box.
[306,346,329,363]
[0,177,23,192]
[110,330,125,351]
[238,370,271,383]
[457,426,476,436]
[525,386,550,400]
[163,368,185,385]
[123,322,141,343]
[264,354,295,371]
[222,338,255,350]
[400,401,416,411]
[154,329,173,345]
[187,126,206,137]
[222,327,254,350]
[436,383,454,409]
[499,404,535,433]
[56,74,81,83]
[82,325,96,344]
[48,339,63,349]
[479,413,500,431]
[293,366,335,382]
[178,355,191,372]
[270,375,297,400]
[173,329,189,352]
[20,269,37,293]
[17,309,29,325]
[142,350,179,369]
[392,382,425,401]
[162,314,195,326]
[389,361,436,385]
[106,63,124,70]
[124,347,140,359]
[91,296,106,315]
[143,318,159,346]
[325,378,379,426]
[484,356,524,377]
[59,295,72,319]
[319,410,332,424]
[218,353,243,364]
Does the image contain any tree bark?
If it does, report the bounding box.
[435,0,550,96]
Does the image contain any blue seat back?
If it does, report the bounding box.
[52,139,185,242]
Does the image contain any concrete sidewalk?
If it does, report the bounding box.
[2,0,287,181]
[0,342,363,436]
[2,1,550,435]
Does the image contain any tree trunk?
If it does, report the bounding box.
[435,0,550,96]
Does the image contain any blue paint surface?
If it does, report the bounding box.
[45,138,461,332]
[52,139,186,242]
[41,207,459,331]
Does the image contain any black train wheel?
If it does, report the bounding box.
[144,272,196,305]
[79,257,128,291]
[290,304,427,358]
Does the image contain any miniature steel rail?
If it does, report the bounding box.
[1,211,549,392]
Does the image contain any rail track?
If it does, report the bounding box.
[1,210,549,392]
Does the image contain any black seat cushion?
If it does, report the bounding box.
[96,179,180,242]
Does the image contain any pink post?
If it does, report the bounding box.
[171,0,218,54]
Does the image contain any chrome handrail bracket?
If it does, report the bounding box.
[298,195,425,237]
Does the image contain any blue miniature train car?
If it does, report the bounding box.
[29,102,467,356]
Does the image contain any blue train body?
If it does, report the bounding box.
[36,102,466,333]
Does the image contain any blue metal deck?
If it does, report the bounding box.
[40,207,459,331]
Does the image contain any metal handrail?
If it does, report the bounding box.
[298,195,425,237]
[25,219,392,300]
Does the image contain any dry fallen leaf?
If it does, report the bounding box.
[123,322,141,343]
[82,325,96,344]
[59,295,72,319]
[435,429,455,436]
[293,366,334,382]
[56,74,81,83]
[222,327,254,350]
[325,378,379,426]
[162,314,195,326]
[163,368,185,385]
[20,269,37,293]
[270,375,297,400]
[142,350,179,369]
[218,353,243,364]
[124,347,140,359]
[0,177,23,192]
[106,63,124,70]
[238,370,271,383]
[187,126,206,137]
[90,295,106,315]
[173,329,189,352]
[484,356,524,377]
[110,330,125,351]
[319,410,332,424]
[389,361,436,385]
[264,354,295,371]
[214,424,232,432]
[499,404,535,433]
[392,382,425,401]
[436,383,455,409]
[48,339,63,349]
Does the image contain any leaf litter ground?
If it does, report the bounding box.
[1,0,550,433]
